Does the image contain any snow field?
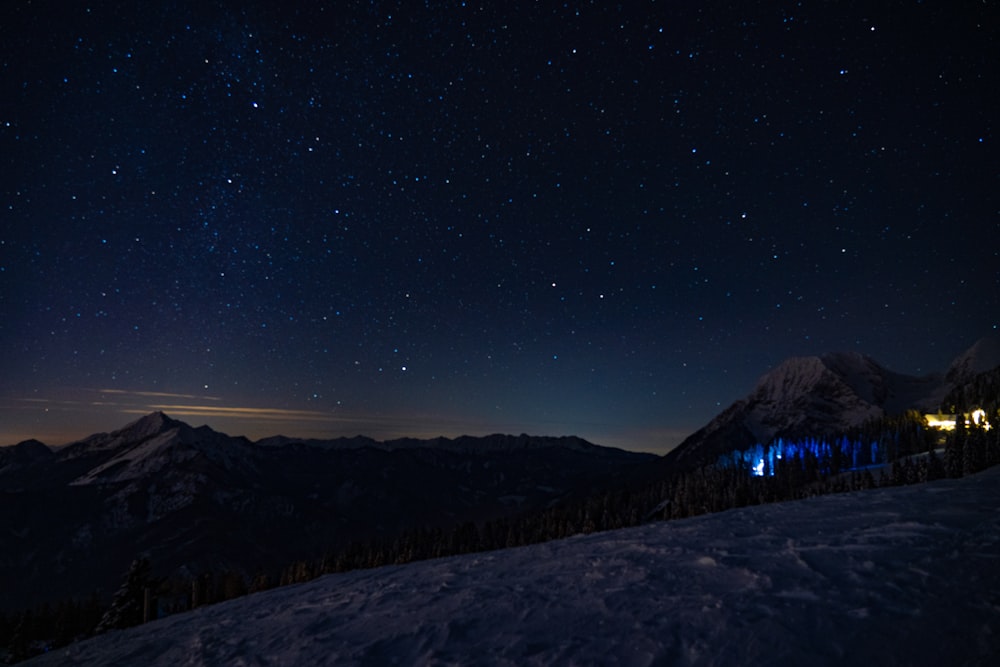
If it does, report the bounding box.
[28,466,1000,666]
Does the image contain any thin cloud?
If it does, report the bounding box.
[126,404,345,423]
[98,389,223,401]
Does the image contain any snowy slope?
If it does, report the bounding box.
[28,467,1000,667]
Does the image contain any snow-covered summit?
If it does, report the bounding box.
[64,412,239,486]
[116,411,182,441]
[749,351,888,417]
[946,336,1000,384]
[57,411,187,460]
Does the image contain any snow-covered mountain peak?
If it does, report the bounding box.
[64,413,236,486]
[58,411,189,460]
[946,336,1000,383]
[749,351,884,406]
[751,356,828,401]
[115,411,183,442]
[740,355,882,445]
[818,350,882,376]
[752,351,885,398]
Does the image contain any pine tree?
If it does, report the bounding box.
[964,424,987,476]
[221,571,247,601]
[945,419,966,478]
[925,447,945,482]
[5,611,33,663]
[249,570,273,594]
[95,558,155,633]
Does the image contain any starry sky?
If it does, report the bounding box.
[1,1,997,452]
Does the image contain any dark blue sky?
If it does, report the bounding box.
[2,1,997,451]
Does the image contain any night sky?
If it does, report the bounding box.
[2,1,997,452]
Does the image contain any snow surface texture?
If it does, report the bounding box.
[29,468,1000,667]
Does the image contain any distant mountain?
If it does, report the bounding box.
[662,337,1000,473]
[0,413,654,612]
[0,439,53,479]
[257,432,611,454]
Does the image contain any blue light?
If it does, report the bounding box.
[722,435,885,478]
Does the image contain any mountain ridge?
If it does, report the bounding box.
[0,414,654,613]
[256,431,621,455]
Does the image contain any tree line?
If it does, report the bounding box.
[3,401,998,663]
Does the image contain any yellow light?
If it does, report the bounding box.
[925,415,956,430]
[926,408,994,432]
[971,408,993,431]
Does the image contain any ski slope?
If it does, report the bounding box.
[28,467,1000,666]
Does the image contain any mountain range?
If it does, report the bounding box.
[2,336,997,615]
[0,413,653,612]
